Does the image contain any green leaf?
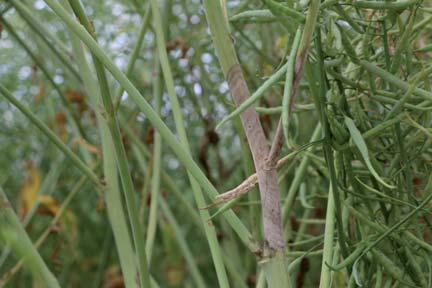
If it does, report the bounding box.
[344,116,395,189]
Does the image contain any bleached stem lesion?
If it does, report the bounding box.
[214,150,299,205]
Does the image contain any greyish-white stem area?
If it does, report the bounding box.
[227,64,284,250]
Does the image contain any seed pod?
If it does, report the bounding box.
[326,106,349,145]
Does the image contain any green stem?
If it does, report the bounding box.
[66,0,151,286]
[0,84,100,186]
[319,185,335,288]
[43,0,257,253]
[0,187,60,288]
[60,0,139,286]
[314,31,349,259]
[282,28,302,148]
[0,15,87,141]
[10,0,82,83]
[113,2,152,109]
[145,51,162,263]
[159,197,207,288]
[123,122,202,228]
[149,0,230,285]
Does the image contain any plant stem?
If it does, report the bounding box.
[149,0,230,285]
[9,0,81,83]
[66,0,151,286]
[113,2,151,109]
[0,187,60,288]
[319,185,335,288]
[202,0,284,253]
[60,0,140,286]
[202,0,290,286]
[0,84,100,186]
[43,0,258,253]
[145,49,162,263]
[159,197,207,288]
[0,15,87,141]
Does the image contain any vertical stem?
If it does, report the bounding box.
[149,0,230,285]
[145,51,162,263]
[202,0,284,253]
[282,124,322,222]
[159,198,207,288]
[319,186,335,288]
[60,0,139,286]
[202,1,292,286]
[66,0,151,286]
[270,0,321,159]
[113,2,151,109]
[314,30,349,258]
[282,28,302,148]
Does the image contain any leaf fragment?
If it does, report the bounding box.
[344,116,395,189]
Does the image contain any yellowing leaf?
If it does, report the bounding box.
[19,161,41,219]
[37,195,78,243]
[37,195,60,217]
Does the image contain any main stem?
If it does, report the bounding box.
[202,0,284,254]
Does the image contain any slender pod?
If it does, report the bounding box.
[282,28,302,148]
[353,0,418,10]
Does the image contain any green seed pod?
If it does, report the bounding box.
[326,106,350,145]
[334,150,345,181]
[371,249,415,287]
[353,0,418,11]
[263,0,306,24]
[338,24,360,64]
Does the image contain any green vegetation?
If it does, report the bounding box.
[0,0,432,287]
